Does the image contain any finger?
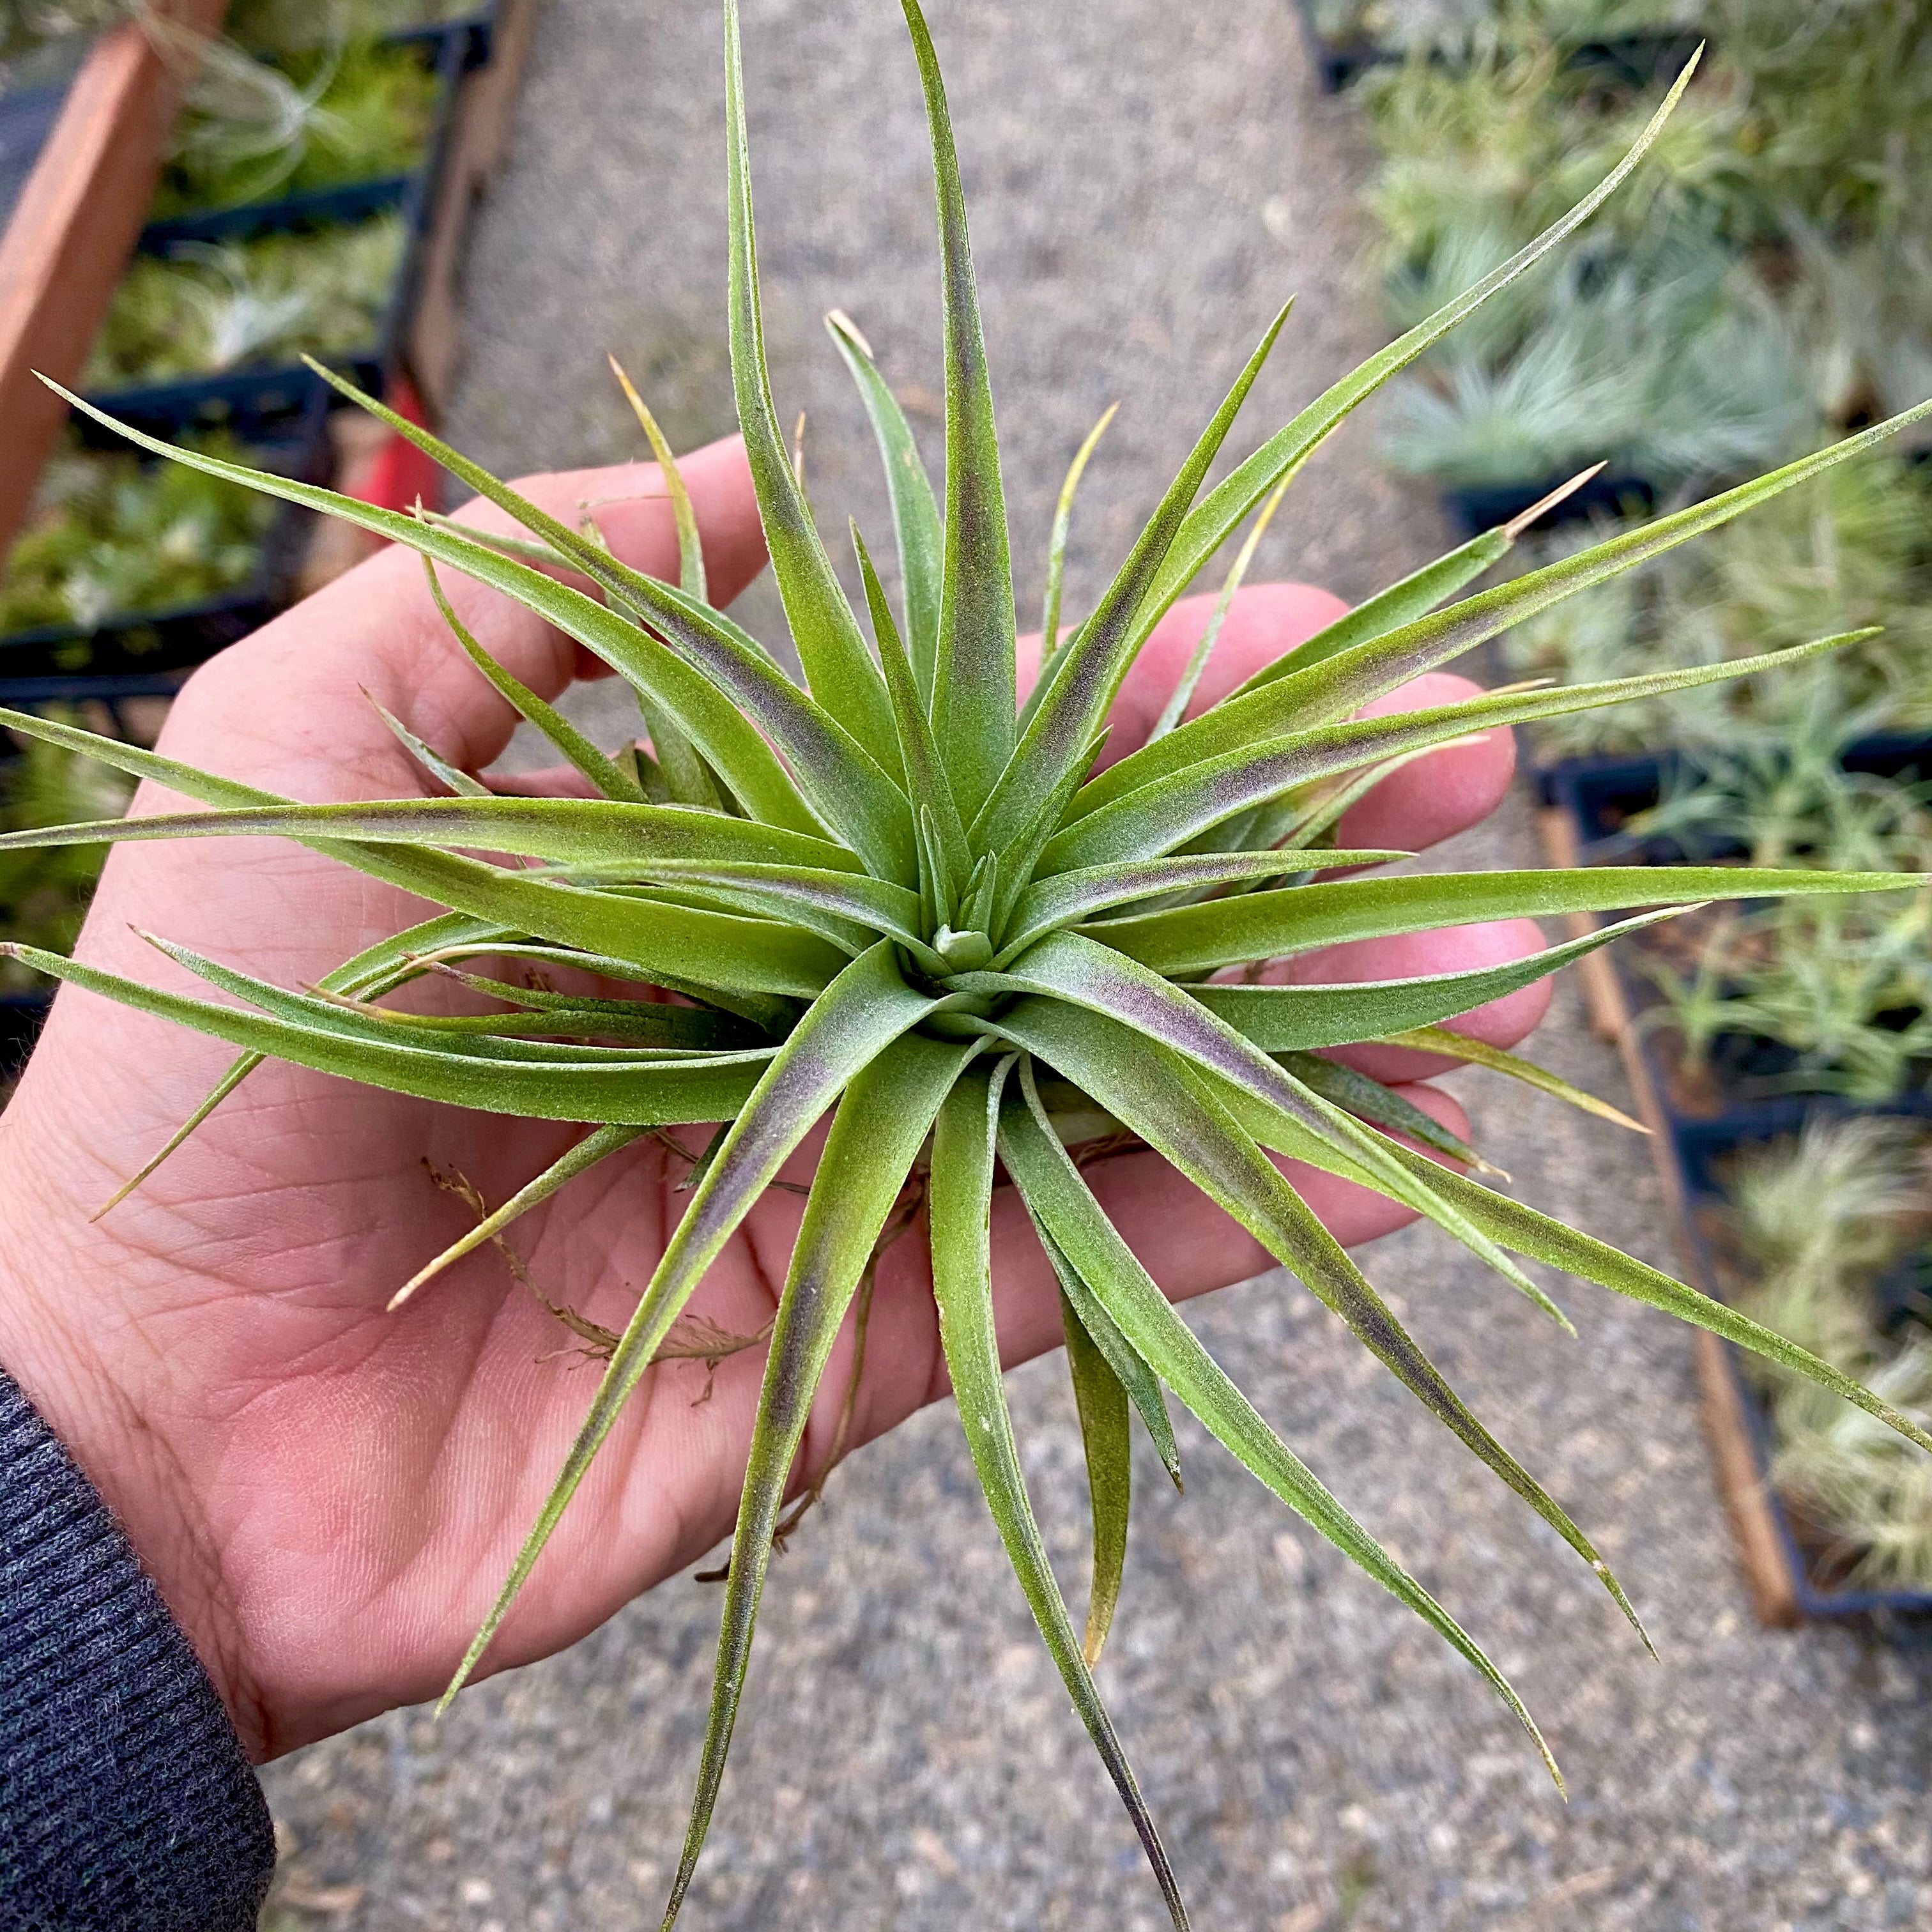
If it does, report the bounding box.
[1076,581,1349,765]
[1335,671,1516,854]
[161,434,765,793]
[1266,916,1556,1084]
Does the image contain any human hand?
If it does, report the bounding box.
[0,437,1544,1761]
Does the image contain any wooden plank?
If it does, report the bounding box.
[1695,1330,1802,1627]
[1535,795,1803,1622]
[0,0,227,559]
[408,0,540,415]
[1535,806,1632,1043]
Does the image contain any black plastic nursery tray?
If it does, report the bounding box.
[79,25,465,436]
[1675,1111,1932,1621]
[1287,0,1391,91]
[1287,5,1703,96]
[1538,767,1932,1151]
[1534,735,1932,847]
[0,399,328,685]
[1443,470,1656,540]
[388,3,498,69]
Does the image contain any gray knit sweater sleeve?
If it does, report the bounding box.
[0,1370,275,1931]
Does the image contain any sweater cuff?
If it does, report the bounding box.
[0,1369,275,1931]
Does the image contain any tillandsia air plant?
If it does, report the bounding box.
[10,10,1932,1924]
[1308,0,1702,60]
[1639,889,1932,1105]
[0,0,131,65]
[0,719,133,992]
[150,32,440,218]
[1503,450,1932,758]
[1376,227,1813,491]
[0,432,279,635]
[1620,749,1932,1105]
[81,214,406,389]
[1722,1117,1932,1590]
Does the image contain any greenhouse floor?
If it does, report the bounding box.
[257,5,1932,1929]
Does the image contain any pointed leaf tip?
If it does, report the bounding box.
[1501,461,1609,539]
[825,306,873,358]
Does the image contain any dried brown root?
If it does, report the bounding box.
[424,1157,772,1381]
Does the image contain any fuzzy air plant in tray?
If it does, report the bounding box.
[6,10,1932,1925]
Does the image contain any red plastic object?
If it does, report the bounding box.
[348,374,443,513]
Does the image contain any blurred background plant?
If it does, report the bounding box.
[1628,746,1932,1104]
[0,716,132,989]
[0,0,132,67]
[1354,0,1932,512]
[2,0,473,66]
[1503,454,1932,756]
[1719,1117,1932,1589]
[222,0,480,57]
[82,213,406,386]
[152,32,438,215]
[0,432,279,634]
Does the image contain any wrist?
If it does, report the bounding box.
[0,1195,267,1758]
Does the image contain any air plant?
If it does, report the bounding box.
[1629,745,1932,1105]
[0,433,279,634]
[1702,0,1932,252]
[1504,448,1932,756]
[6,12,1932,1925]
[221,0,482,59]
[0,718,132,992]
[0,0,130,65]
[1308,0,1702,59]
[1360,39,1750,271]
[82,214,406,389]
[1722,1117,1932,1590]
[150,34,439,217]
[1377,229,1814,489]
[1634,727,1932,872]
[1777,218,1932,436]
[1640,887,1932,1105]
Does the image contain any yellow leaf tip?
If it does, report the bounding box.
[825,307,874,358]
[1503,461,1608,539]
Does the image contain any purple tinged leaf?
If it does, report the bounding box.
[826,311,945,702]
[36,381,828,843]
[903,0,1018,820]
[928,1061,1190,1931]
[1,942,772,1124]
[972,303,1292,860]
[720,0,901,775]
[445,942,939,1712]
[662,1032,976,1926]
[1047,628,1884,871]
[1186,906,1692,1050]
[1083,866,1928,981]
[422,558,648,804]
[988,1050,1561,1786]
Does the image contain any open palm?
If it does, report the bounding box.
[0,436,1541,1761]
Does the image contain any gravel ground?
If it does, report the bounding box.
[258,3,1932,1928]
